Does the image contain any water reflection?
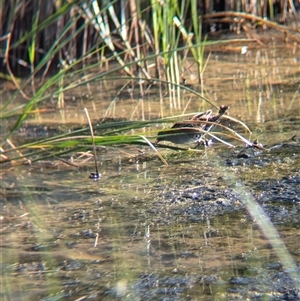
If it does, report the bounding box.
[1,48,300,300]
[2,144,300,300]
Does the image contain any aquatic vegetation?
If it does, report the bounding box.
[1,2,300,300]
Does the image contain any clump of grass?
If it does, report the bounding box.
[0,103,258,168]
[1,3,300,299]
[1,0,298,163]
[2,0,298,137]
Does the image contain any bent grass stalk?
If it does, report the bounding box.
[2,38,246,129]
[140,135,168,166]
[84,107,100,178]
[1,114,258,165]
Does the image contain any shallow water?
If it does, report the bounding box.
[1,46,300,300]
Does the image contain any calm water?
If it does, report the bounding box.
[1,47,300,300]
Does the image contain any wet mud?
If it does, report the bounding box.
[2,132,300,301]
[141,137,300,300]
[2,136,300,300]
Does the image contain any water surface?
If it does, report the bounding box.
[1,46,300,300]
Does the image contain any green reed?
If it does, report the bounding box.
[1,3,300,299]
[1,0,298,147]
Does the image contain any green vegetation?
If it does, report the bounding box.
[1,2,299,300]
[1,0,299,164]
